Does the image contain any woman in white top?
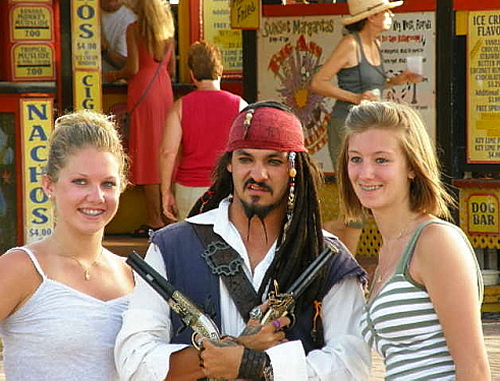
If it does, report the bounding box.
[0,111,134,381]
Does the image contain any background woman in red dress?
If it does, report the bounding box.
[107,0,175,236]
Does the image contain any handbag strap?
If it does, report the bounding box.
[129,49,169,116]
[192,224,260,323]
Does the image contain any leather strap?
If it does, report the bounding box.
[129,49,169,116]
[192,224,260,323]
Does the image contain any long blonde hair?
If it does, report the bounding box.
[131,0,175,58]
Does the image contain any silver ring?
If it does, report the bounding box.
[249,306,263,321]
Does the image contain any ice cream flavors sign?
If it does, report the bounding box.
[467,10,500,163]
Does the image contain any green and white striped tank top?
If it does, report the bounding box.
[361,220,483,380]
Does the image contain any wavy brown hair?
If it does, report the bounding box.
[337,101,456,224]
[188,41,223,81]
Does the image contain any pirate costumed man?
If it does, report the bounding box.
[115,101,370,380]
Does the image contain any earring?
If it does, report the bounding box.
[286,152,297,220]
[279,152,297,249]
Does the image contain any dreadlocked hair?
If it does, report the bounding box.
[259,151,326,316]
[188,147,327,317]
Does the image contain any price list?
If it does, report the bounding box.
[9,3,55,80]
[468,11,500,163]
[204,0,242,75]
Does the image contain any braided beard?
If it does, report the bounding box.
[240,192,288,243]
[240,197,274,243]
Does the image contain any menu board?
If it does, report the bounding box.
[8,3,55,80]
[258,12,436,173]
[203,0,243,76]
[467,10,500,164]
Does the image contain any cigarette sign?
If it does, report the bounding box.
[72,0,101,70]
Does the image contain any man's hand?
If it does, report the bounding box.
[162,190,178,221]
[237,314,290,352]
[199,337,243,379]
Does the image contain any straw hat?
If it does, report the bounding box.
[342,0,403,26]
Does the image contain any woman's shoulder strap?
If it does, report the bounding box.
[397,219,446,272]
[5,246,47,278]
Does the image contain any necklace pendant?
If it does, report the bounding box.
[84,271,90,280]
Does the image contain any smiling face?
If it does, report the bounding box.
[227,149,289,220]
[347,128,414,214]
[43,147,121,236]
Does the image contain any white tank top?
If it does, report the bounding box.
[0,247,129,381]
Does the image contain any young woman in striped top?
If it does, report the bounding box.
[337,101,490,380]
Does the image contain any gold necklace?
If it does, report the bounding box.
[70,249,104,280]
[375,216,418,284]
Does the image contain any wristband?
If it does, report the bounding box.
[237,348,271,379]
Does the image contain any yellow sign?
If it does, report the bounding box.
[11,5,53,41]
[21,98,53,245]
[71,0,100,70]
[467,11,500,163]
[230,0,260,30]
[12,43,55,80]
[467,193,499,235]
[74,70,102,111]
[72,0,102,111]
[204,0,242,74]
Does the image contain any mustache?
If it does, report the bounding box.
[244,178,272,192]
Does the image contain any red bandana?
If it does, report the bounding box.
[225,106,306,152]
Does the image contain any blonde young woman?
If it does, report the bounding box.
[337,101,490,380]
[0,111,134,380]
[107,0,175,236]
[310,0,422,253]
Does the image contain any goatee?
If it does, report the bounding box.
[240,196,283,243]
[242,197,277,221]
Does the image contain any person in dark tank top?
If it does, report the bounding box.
[310,0,423,255]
